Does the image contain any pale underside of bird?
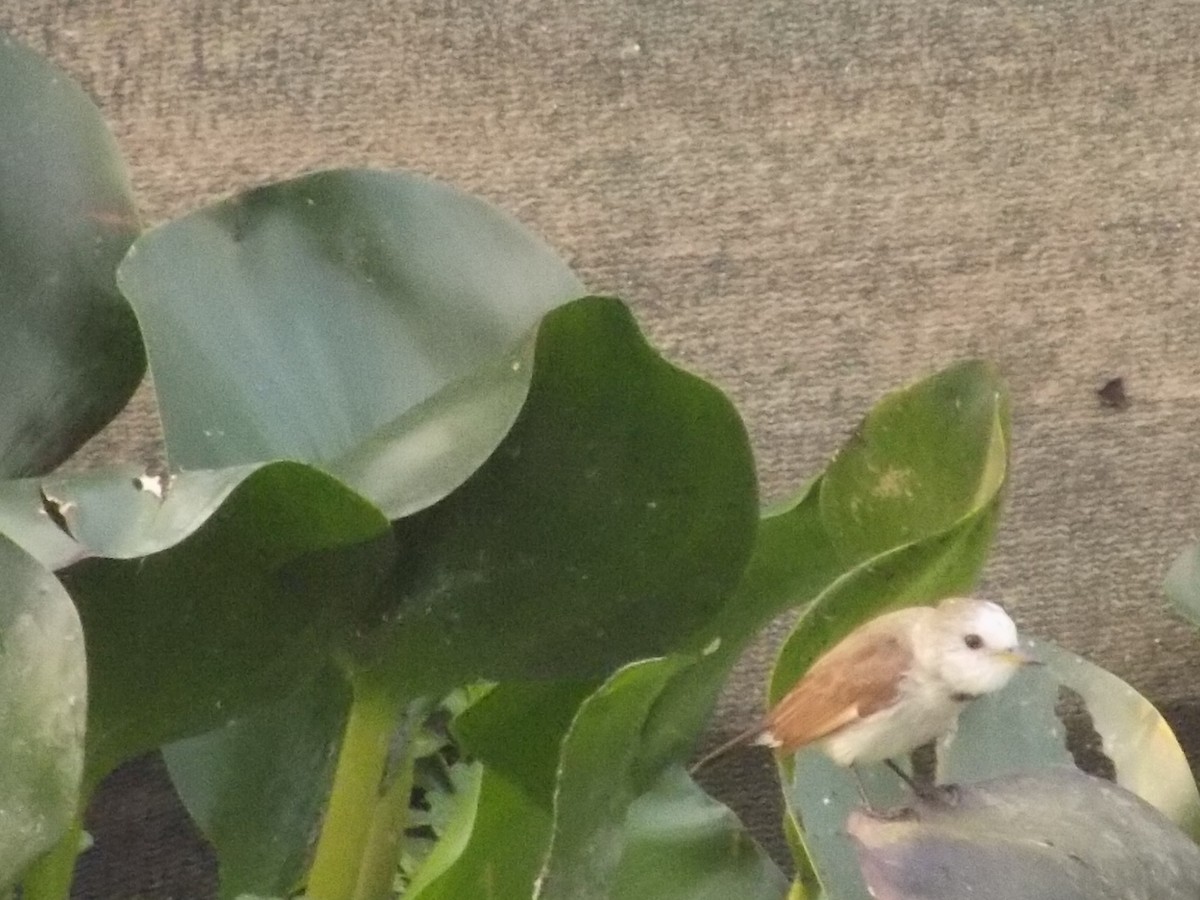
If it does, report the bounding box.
[691,597,1037,792]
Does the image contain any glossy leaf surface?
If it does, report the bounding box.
[771,361,1008,700]
[0,535,87,889]
[1165,543,1200,629]
[940,640,1200,837]
[0,33,144,476]
[849,770,1200,900]
[534,656,691,899]
[163,667,352,899]
[612,767,788,900]
[0,463,392,783]
[356,297,759,692]
[403,766,550,900]
[116,168,584,473]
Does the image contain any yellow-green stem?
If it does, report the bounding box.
[351,737,417,900]
[307,681,403,900]
[21,811,85,900]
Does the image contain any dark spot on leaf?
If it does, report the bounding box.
[1097,377,1128,410]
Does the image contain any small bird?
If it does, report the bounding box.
[690,598,1038,796]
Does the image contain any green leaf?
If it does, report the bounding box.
[635,482,834,773]
[439,668,784,900]
[848,769,1200,900]
[819,360,1007,565]
[1165,543,1200,628]
[162,666,352,900]
[0,534,87,888]
[770,362,1009,704]
[0,32,144,476]
[453,680,598,809]
[115,168,584,474]
[404,765,551,900]
[0,462,393,783]
[612,766,788,900]
[533,656,691,900]
[327,334,535,520]
[355,297,759,693]
[940,640,1200,839]
[641,361,1008,779]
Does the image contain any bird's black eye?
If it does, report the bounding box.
[964,634,984,650]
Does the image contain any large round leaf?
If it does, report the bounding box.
[848,770,1200,900]
[163,666,351,900]
[0,33,144,476]
[353,297,759,691]
[115,168,584,474]
[770,361,1009,701]
[0,534,87,889]
[0,463,394,783]
[819,360,1007,565]
[613,768,788,900]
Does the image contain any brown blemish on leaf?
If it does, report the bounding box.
[38,487,77,539]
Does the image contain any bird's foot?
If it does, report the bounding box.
[914,782,961,806]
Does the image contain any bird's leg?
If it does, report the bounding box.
[850,765,871,806]
[885,759,958,805]
[883,758,921,793]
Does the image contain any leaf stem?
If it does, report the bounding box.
[351,727,418,900]
[20,810,84,900]
[307,680,403,900]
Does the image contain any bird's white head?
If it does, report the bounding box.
[918,597,1034,697]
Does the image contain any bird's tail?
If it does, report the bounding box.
[688,723,766,775]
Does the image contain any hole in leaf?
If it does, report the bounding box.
[1055,685,1116,781]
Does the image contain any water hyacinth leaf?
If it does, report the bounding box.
[770,500,1003,708]
[1045,641,1200,834]
[656,366,1003,771]
[938,640,1200,835]
[326,333,535,520]
[116,168,584,474]
[1165,543,1200,628]
[612,766,788,900]
[535,655,692,900]
[769,362,1008,704]
[0,33,144,476]
[404,681,594,899]
[162,666,352,900]
[452,680,598,809]
[935,645,1071,784]
[819,360,1007,565]
[0,534,87,889]
[650,362,1005,779]
[789,750,910,900]
[0,462,394,783]
[790,636,1200,900]
[404,766,551,900]
[356,297,758,692]
[848,769,1200,900]
[639,483,835,771]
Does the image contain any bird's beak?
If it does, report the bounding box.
[997,649,1042,667]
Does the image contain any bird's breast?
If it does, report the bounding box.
[821,675,962,766]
